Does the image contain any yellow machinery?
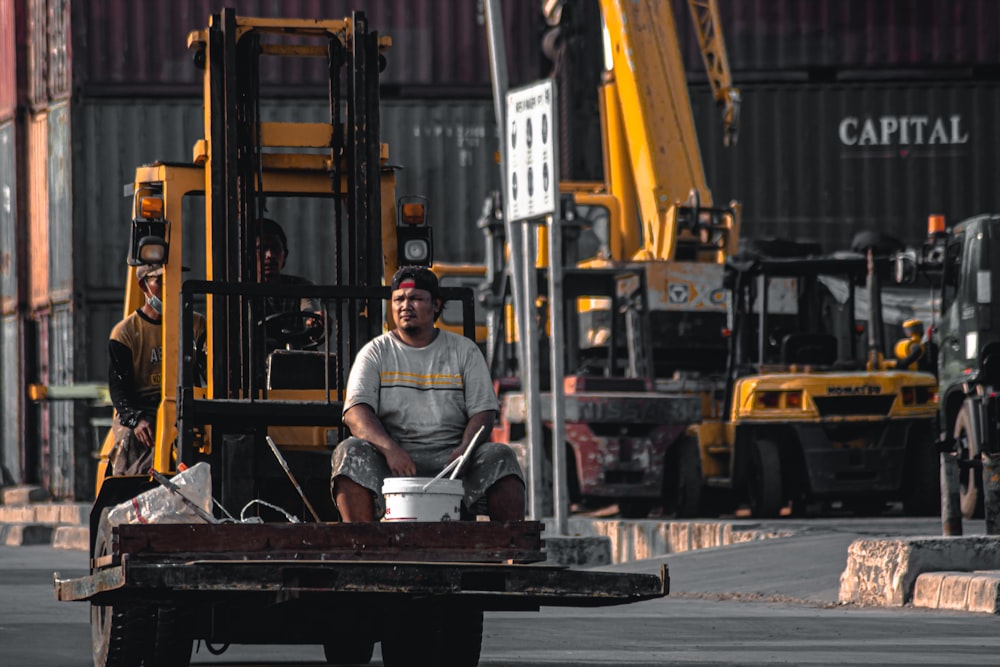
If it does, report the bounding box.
[73,12,667,667]
[690,248,942,517]
[93,13,419,511]
[489,1,939,519]
[480,0,742,517]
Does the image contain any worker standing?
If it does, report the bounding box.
[107,263,204,475]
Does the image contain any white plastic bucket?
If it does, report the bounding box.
[381,477,464,522]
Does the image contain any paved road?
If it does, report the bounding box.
[4,516,998,666]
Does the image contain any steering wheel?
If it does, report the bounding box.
[263,310,325,349]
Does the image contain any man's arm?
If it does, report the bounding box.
[343,403,416,477]
[449,410,496,463]
[108,339,155,447]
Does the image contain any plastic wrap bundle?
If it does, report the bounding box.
[107,462,214,526]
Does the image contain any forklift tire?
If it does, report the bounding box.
[380,602,482,667]
[748,439,783,518]
[955,406,985,519]
[323,637,375,665]
[664,436,703,518]
[91,509,155,667]
[147,606,194,667]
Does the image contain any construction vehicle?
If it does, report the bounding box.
[481,0,741,517]
[687,241,942,517]
[53,11,666,667]
[490,0,943,520]
[895,213,1000,519]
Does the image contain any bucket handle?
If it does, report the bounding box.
[421,425,487,491]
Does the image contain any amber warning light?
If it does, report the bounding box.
[401,202,425,225]
[927,214,946,236]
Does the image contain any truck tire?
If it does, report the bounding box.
[748,439,783,518]
[663,436,703,518]
[954,406,985,518]
[380,602,482,667]
[91,509,155,667]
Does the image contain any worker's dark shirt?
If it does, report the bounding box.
[108,310,162,429]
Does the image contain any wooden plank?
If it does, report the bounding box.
[115,521,545,564]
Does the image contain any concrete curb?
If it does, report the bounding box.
[838,535,1000,606]
[53,526,89,551]
[913,570,1000,614]
[546,517,794,564]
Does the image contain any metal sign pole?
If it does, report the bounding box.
[545,84,568,535]
[505,79,559,521]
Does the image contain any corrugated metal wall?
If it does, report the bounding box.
[0,315,21,484]
[27,112,49,309]
[45,302,90,498]
[692,81,1000,252]
[72,98,501,391]
[47,101,72,300]
[71,0,545,96]
[21,0,49,110]
[46,0,72,101]
[0,1,15,121]
[0,121,16,312]
[675,0,1000,78]
[0,121,19,485]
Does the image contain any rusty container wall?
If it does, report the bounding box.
[1,314,24,484]
[73,96,501,383]
[31,310,50,491]
[0,1,15,121]
[19,0,48,110]
[674,0,1000,78]
[71,0,543,96]
[0,120,16,314]
[691,81,1000,252]
[47,101,72,302]
[46,0,71,101]
[46,301,90,499]
[27,110,49,309]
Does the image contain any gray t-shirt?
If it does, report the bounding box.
[343,329,498,457]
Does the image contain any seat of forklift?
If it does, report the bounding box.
[780,333,838,366]
[266,350,337,390]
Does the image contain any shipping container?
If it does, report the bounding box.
[18,0,49,110]
[71,96,500,387]
[44,301,91,500]
[675,0,1000,80]
[71,0,545,97]
[0,314,23,485]
[0,0,15,121]
[0,121,16,313]
[27,110,49,308]
[47,101,72,300]
[47,0,72,101]
[692,81,1000,252]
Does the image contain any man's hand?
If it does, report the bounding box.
[383,443,417,477]
[133,418,155,449]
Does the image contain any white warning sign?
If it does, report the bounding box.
[506,80,557,222]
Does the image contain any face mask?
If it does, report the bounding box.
[146,295,163,314]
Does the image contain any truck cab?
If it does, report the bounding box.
[899,213,1000,517]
